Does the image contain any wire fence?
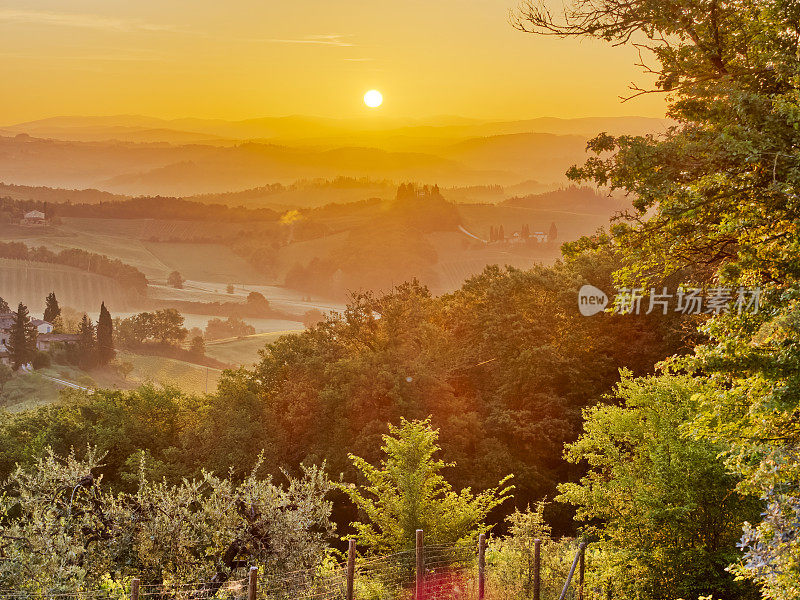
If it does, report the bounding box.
[0,532,590,600]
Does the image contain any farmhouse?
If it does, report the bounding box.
[31,319,53,334]
[21,210,46,226]
[531,231,548,242]
[36,333,80,352]
[0,312,77,365]
[0,312,16,366]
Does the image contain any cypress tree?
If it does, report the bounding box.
[77,314,97,369]
[0,297,9,313]
[548,221,558,241]
[96,302,115,365]
[43,292,61,323]
[7,303,37,370]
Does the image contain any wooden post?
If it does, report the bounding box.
[346,538,356,600]
[533,538,541,600]
[131,578,140,600]
[416,529,424,600]
[578,543,586,600]
[477,533,486,600]
[248,566,258,600]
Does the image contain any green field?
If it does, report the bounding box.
[0,221,169,278]
[143,241,268,284]
[0,258,134,312]
[0,371,63,412]
[205,331,300,367]
[274,232,348,280]
[0,353,228,413]
[1,219,274,285]
[118,351,223,395]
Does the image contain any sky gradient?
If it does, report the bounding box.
[0,0,668,123]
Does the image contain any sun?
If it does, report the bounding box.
[364,89,383,108]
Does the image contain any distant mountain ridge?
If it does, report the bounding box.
[3,114,670,146]
[0,114,669,197]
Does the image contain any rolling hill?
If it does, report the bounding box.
[0,258,134,313]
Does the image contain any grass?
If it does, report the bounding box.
[274,232,348,281]
[0,371,63,412]
[117,351,223,395]
[0,220,169,278]
[143,241,268,284]
[0,258,133,313]
[0,352,226,414]
[205,330,301,367]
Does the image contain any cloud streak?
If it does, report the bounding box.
[0,9,173,32]
[263,34,354,47]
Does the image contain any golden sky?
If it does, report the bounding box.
[0,0,668,123]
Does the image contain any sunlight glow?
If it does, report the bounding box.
[363,90,383,108]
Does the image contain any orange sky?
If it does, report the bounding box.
[0,1,668,123]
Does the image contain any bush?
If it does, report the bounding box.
[204,317,255,340]
[0,449,335,590]
[0,364,12,387]
[31,352,51,370]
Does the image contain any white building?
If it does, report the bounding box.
[22,210,46,226]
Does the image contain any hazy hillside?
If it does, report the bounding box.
[0,182,127,204]
[0,115,671,196]
[502,186,629,214]
[0,179,546,210]
[438,133,588,182]
[0,135,506,195]
[2,114,670,146]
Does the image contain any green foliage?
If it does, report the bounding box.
[556,374,760,600]
[0,371,61,410]
[514,2,800,597]
[32,350,51,369]
[487,535,581,600]
[487,502,551,598]
[167,270,184,289]
[0,261,690,537]
[96,302,115,365]
[0,363,12,387]
[0,448,335,591]
[228,260,688,530]
[681,304,800,599]
[43,291,61,323]
[340,418,512,553]
[0,241,147,294]
[189,335,205,357]
[7,302,37,370]
[77,313,97,369]
[205,316,255,340]
[114,309,188,348]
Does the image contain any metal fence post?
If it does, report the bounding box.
[131,578,140,600]
[578,543,586,600]
[533,538,541,600]
[416,529,424,600]
[248,566,258,600]
[558,542,587,600]
[478,533,486,600]
[346,538,356,600]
